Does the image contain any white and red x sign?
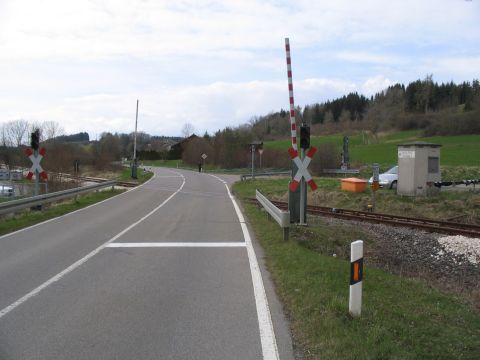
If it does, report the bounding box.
[24,147,48,181]
[288,147,318,192]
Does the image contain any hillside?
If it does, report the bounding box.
[264,130,480,168]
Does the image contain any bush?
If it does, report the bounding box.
[310,143,340,175]
[423,110,480,136]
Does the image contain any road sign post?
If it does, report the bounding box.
[371,163,380,212]
[251,144,255,180]
[248,141,262,181]
[258,148,264,169]
[201,153,207,172]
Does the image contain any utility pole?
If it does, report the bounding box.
[132,99,139,179]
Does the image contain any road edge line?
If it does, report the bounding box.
[208,174,280,360]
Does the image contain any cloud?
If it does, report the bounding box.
[335,51,404,65]
[362,76,395,96]
[420,56,480,81]
[0,0,479,138]
[0,78,358,137]
[1,0,478,61]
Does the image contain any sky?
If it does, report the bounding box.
[0,0,479,138]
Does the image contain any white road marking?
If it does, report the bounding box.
[106,242,246,247]
[209,174,280,360]
[0,171,186,320]
[153,175,184,178]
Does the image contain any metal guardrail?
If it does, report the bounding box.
[0,180,116,215]
[256,189,290,240]
[323,169,360,174]
[241,171,291,181]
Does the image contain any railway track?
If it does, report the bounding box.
[246,198,480,238]
[52,172,137,188]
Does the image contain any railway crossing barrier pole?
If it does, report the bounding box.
[349,240,363,317]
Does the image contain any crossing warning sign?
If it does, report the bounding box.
[24,147,48,181]
[288,147,317,192]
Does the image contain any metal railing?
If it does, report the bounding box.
[322,168,360,175]
[241,171,291,181]
[0,181,116,216]
[256,189,290,240]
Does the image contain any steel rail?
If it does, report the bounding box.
[246,198,480,238]
[52,172,137,188]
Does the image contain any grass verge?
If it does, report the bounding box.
[0,189,125,236]
[233,181,480,359]
[117,167,154,183]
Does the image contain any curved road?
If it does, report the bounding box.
[0,167,294,359]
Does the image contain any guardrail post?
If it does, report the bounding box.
[349,240,363,317]
[256,189,290,241]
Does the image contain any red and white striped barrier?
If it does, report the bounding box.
[288,147,318,192]
[24,147,48,181]
[285,38,297,151]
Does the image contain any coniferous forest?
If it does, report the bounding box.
[249,76,480,139]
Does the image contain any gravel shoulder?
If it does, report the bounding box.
[314,216,480,309]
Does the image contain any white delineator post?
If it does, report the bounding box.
[284,38,297,151]
[349,240,364,317]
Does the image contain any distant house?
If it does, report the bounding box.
[169,134,198,159]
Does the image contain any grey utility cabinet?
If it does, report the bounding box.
[397,142,441,196]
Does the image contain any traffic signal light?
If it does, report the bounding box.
[300,125,310,149]
[31,129,40,150]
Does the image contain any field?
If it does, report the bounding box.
[264,130,480,168]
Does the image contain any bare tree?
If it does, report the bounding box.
[42,121,65,141]
[181,123,195,138]
[0,123,9,147]
[6,119,29,147]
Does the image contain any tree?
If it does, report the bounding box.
[181,123,195,138]
[42,121,65,141]
[182,137,213,166]
[0,123,9,147]
[6,119,29,147]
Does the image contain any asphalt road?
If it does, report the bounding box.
[0,168,294,360]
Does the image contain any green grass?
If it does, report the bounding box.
[140,159,254,175]
[117,167,154,183]
[139,159,184,168]
[234,181,480,359]
[0,189,125,236]
[264,131,480,167]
